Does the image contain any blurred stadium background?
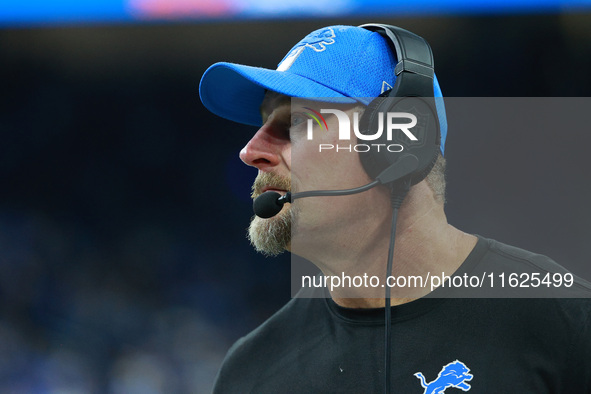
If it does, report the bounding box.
[0,1,590,392]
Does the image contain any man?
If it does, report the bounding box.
[200,24,591,393]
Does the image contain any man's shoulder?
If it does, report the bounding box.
[486,237,583,274]
[213,290,328,393]
[236,294,319,347]
[471,236,591,297]
[236,285,326,346]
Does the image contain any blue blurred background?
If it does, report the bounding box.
[0,1,590,392]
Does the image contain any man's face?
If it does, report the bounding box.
[240,93,293,256]
[241,92,389,257]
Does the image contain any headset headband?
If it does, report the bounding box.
[356,23,441,184]
[359,23,435,80]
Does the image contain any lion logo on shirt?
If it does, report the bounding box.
[414,360,473,394]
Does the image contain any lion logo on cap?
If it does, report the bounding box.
[297,27,336,52]
[277,27,336,71]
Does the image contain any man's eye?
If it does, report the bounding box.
[291,113,307,128]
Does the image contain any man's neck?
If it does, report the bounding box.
[310,182,478,309]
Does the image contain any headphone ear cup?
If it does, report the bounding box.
[358,89,392,134]
[358,94,440,185]
[358,90,395,179]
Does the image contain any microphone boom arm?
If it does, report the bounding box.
[280,180,380,204]
[280,153,420,204]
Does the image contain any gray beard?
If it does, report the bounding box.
[247,206,298,256]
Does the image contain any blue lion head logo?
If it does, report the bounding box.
[296,27,336,52]
[277,27,336,71]
[414,360,473,394]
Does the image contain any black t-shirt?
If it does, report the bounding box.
[213,237,591,393]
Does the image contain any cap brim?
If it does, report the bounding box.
[199,62,357,127]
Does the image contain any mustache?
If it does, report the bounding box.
[251,173,291,199]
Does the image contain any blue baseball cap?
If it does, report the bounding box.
[199,25,447,154]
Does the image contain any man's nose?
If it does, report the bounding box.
[239,123,285,170]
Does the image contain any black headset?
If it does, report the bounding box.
[356,25,443,394]
[357,23,441,187]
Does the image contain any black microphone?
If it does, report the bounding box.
[253,191,287,219]
[252,154,419,218]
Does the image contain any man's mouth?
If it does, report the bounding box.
[260,186,288,195]
[251,172,292,200]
